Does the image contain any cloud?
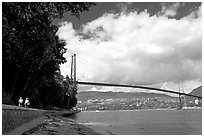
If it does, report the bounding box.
[116,2,133,13]
[159,2,181,17]
[58,6,202,94]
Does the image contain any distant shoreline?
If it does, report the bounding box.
[81,107,202,113]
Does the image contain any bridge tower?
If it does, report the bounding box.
[70,54,76,86]
[181,83,187,108]
[178,83,187,109]
[70,54,77,97]
[178,84,182,109]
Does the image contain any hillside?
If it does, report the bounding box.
[77,91,179,110]
[188,86,202,97]
[77,91,176,101]
[185,86,202,106]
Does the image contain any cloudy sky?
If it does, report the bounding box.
[57,2,202,95]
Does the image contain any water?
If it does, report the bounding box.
[68,109,202,135]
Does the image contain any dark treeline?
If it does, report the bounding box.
[2,2,95,109]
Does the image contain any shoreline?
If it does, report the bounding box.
[3,104,101,135]
[20,112,101,135]
[81,107,202,113]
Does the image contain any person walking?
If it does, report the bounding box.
[18,97,23,107]
[24,98,30,108]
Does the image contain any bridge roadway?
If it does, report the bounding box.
[76,81,202,99]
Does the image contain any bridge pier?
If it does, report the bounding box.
[178,94,182,109]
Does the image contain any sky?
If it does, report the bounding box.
[57,2,202,95]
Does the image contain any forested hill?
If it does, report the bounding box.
[77,91,177,101]
[77,91,179,110]
[78,86,202,102]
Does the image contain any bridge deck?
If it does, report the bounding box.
[76,81,202,99]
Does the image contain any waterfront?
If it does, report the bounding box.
[68,109,202,135]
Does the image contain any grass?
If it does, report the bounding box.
[2,108,44,134]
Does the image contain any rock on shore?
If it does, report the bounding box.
[21,113,101,135]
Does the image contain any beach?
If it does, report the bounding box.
[14,113,100,135]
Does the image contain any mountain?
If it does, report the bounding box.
[185,86,202,106]
[188,86,202,97]
[77,91,176,102]
[77,86,202,101]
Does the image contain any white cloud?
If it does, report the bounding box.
[58,6,202,94]
[159,2,181,17]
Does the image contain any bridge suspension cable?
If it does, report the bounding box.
[67,50,114,82]
[67,52,202,99]
[77,56,113,79]
[76,81,202,99]
[67,50,113,78]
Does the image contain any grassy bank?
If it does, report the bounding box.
[2,105,46,134]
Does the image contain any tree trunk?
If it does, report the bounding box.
[11,73,19,98]
[20,78,31,96]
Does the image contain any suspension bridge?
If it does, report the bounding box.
[68,54,202,109]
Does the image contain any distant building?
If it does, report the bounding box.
[195,99,199,105]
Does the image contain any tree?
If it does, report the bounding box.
[2,2,95,108]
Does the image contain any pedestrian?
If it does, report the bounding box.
[24,98,30,108]
[18,97,23,107]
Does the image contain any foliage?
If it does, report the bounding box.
[62,75,78,109]
[2,2,95,108]
[2,88,14,105]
